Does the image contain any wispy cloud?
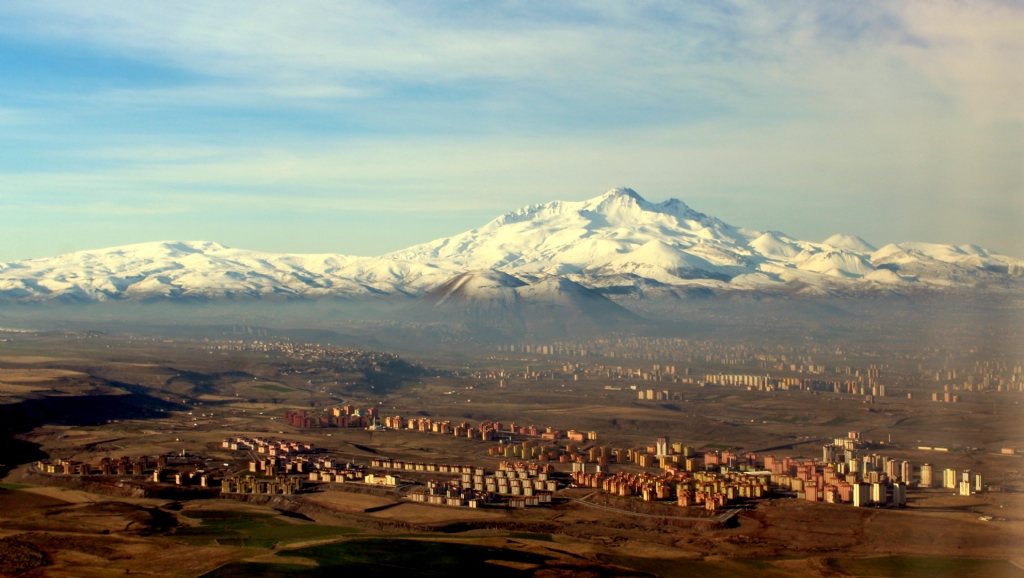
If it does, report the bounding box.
[0,1,1020,261]
[3,2,1016,130]
[0,3,942,119]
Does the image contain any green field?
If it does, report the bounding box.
[175,510,358,548]
[202,538,553,577]
[253,384,292,393]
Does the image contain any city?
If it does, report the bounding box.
[1,2,1022,576]
[2,328,1021,575]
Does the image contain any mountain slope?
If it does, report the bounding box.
[1,188,1022,303]
[385,188,748,276]
[408,270,640,335]
[823,234,877,253]
[411,270,526,327]
[0,241,456,302]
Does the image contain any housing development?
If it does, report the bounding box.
[1,323,1021,577]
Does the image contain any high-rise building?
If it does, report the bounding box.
[655,436,669,458]
[892,482,907,506]
[900,461,912,484]
[920,464,934,487]
[852,483,870,507]
[974,472,984,492]
[885,458,898,480]
[823,445,839,463]
[943,468,957,489]
[871,482,887,504]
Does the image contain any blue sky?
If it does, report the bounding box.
[1,1,1021,260]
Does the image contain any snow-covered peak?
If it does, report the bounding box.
[21,240,228,266]
[797,249,876,278]
[591,239,723,283]
[578,188,724,229]
[871,243,910,262]
[485,188,715,231]
[386,188,744,274]
[750,232,801,259]
[607,239,696,266]
[959,244,989,257]
[589,187,645,203]
[1,187,1022,303]
[823,234,876,253]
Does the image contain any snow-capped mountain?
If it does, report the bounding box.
[1,188,1022,303]
[0,241,456,301]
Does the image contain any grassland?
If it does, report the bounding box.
[203,538,553,577]
[175,509,359,548]
[253,384,293,393]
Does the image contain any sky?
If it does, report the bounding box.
[1,1,1022,261]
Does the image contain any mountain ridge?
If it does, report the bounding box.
[2,188,1022,303]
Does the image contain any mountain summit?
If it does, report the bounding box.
[1,188,1022,302]
[385,188,741,276]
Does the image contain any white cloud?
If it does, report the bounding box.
[3,1,1018,125]
[896,1,1024,123]
[0,1,1020,257]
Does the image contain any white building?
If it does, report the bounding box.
[655,436,669,458]
[871,482,887,505]
[853,483,870,507]
[892,482,907,507]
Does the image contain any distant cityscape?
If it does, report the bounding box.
[33,398,1006,516]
